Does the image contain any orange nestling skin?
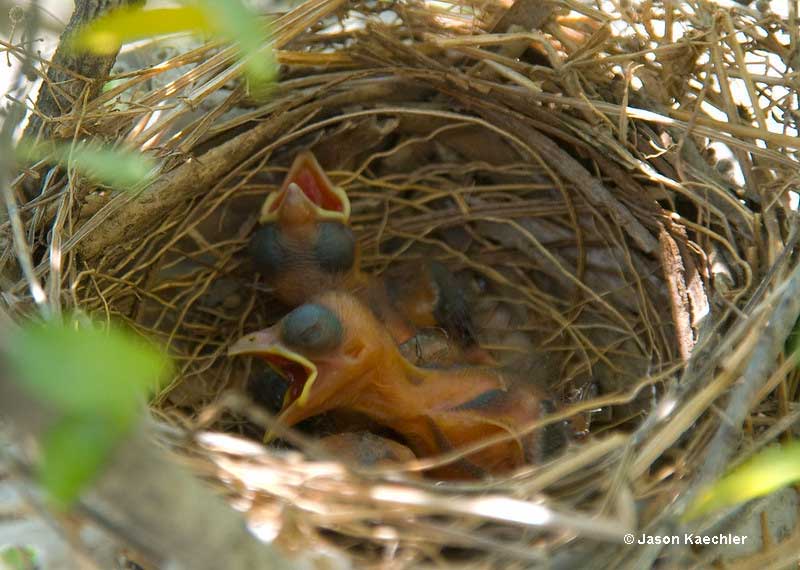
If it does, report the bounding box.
[229,292,551,479]
[249,151,492,361]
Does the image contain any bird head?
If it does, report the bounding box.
[259,151,350,225]
[229,293,395,436]
[249,152,358,304]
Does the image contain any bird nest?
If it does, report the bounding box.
[6,0,800,567]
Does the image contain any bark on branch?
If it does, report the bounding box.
[23,0,142,142]
[0,309,300,570]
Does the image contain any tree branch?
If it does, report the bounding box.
[23,0,142,142]
[0,315,301,570]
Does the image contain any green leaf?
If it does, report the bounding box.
[102,78,126,93]
[195,0,278,92]
[70,2,276,95]
[15,140,155,190]
[7,319,171,508]
[39,415,126,509]
[0,546,38,570]
[685,441,800,520]
[7,319,170,423]
[70,5,212,54]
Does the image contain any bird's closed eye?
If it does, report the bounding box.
[314,222,356,273]
[280,303,343,353]
[249,224,287,277]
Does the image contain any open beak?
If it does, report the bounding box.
[229,328,321,439]
[259,152,351,224]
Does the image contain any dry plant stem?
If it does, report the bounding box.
[742,219,800,314]
[1,52,48,308]
[474,107,659,255]
[527,89,797,165]
[487,0,552,32]
[626,261,800,569]
[3,137,48,308]
[628,263,772,467]
[81,425,298,570]
[512,434,628,495]
[74,107,309,262]
[718,523,800,570]
[0,364,299,570]
[683,259,800,504]
[364,485,630,542]
[22,0,143,143]
[3,0,796,565]
[729,407,800,471]
[60,83,427,272]
[629,309,766,479]
[659,227,694,361]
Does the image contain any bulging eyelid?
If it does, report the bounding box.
[280,303,343,353]
[249,224,287,276]
[314,222,356,273]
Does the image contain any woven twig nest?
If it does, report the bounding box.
[6,0,800,567]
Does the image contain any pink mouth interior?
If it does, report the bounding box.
[268,165,344,213]
[263,354,311,406]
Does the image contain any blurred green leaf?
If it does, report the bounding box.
[102,78,126,93]
[685,441,800,520]
[0,546,38,570]
[7,319,170,508]
[40,416,126,509]
[71,1,276,92]
[7,319,169,422]
[195,0,277,93]
[15,140,155,190]
[70,5,211,54]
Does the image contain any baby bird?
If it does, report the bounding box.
[229,292,562,479]
[249,151,357,306]
[320,432,416,468]
[248,151,485,356]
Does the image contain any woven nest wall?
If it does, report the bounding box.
[6,0,800,568]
